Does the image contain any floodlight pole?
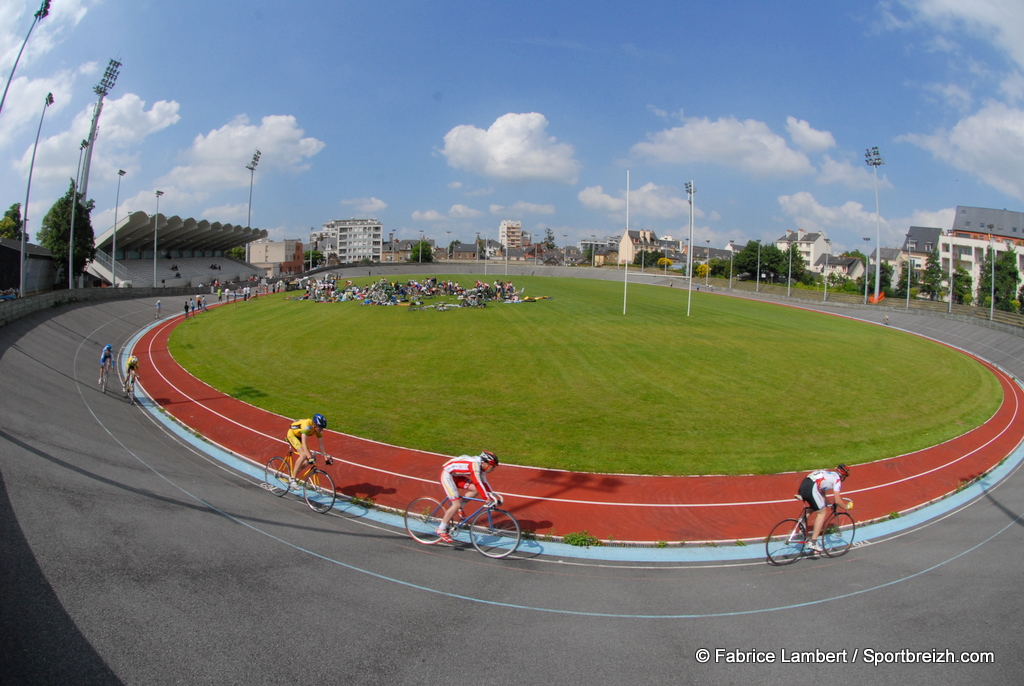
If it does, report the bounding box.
[685,181,694,316]
[20,91,53,297]
[245,149,261,263]
[623,170,630,315]
[947,236,954,314]
[865,147,884,303]
[80,59,121,204]
[153,191,163,288]
[823,240,831,302]
[112,169,126,286]
[755,240,762,293]
[0,0,51,120]
[729,241,734,290]
[863,237,871,304]
[69,140,89,290]
[905,232,912,310]
[787,243,793,297]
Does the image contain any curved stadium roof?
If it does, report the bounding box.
[95,211,268,255]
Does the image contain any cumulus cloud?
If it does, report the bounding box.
[448,204,483,218]
[159,114,325,191]
[777,191,910,250]
[630,115,813,177]
[897,101,1024,200]
[579,182,694,220]
[441,112,581,184]
[817,155,893,190]
[904,0,1024,73]
[489,201,556,215]
[786,116,836,152]
[342,196,388,214]
[412,209,445,221]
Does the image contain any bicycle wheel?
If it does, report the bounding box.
[469,508,521,559]
[765,518,807,565]
[404,497,445,544]
[303,469,336,514]
[821,511,855,557]
[264,457,291,496]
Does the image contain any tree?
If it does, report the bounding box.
[408,239,433,263]
[978,248,1020,311]
[226,246,246,260]
[633,248,663,268]
[543,227,557,250]
[303,249,324,266]
[893,258,915,299]
[919,248,945,301]
[38,181,95,282]
[0,203,23,240]
[952,266,972,305]
[782,243,807,283]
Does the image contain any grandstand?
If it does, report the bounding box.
[89,210,268,287]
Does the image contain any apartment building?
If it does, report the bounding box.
[248,238,304,276]
[499,220,523,249]
[315,218,383,264]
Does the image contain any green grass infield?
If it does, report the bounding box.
[168,275,1001,476]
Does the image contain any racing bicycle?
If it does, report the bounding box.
[765,497,855,565]
[123,372,138,405]
[264,450,337,514]
[404,495,521,559]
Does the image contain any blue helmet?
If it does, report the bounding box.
[104,344,113,351]
[313,413,327,429]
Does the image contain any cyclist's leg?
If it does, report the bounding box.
[436,473,463,533]
[285,435,304,479]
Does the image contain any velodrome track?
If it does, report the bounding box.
[135,298,1024,545]
[2,285,1023,683]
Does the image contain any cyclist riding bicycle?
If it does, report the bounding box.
[435,450,502,543]
[124,355,140,390]
[98,344,114,386]
[799,464,852,553]
[286,414,328,486]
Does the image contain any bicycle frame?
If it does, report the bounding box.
[766,500,855,565]
[404,494,521,558]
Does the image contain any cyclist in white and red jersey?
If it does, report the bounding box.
[798,464,852,553]
[435,451,501,543]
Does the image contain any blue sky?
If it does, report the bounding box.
[3,1,1024,255]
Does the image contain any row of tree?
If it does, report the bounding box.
[2,181,97,284]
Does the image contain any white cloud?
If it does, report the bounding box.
[159,114,325,191]
[921,81,973,110]
[441,112,581,184]
[579,182,694,220]
[777,191,906,251]
[448,204,482,218]
[630,115,813,177]
[817,155,893,190]
[785,116,836,152]
[412,209,445,221]
[342,196,388,214]
[489,201,556,215]
[447,181,463,189]
[904,0,1024,73]
[897,100,1024,200]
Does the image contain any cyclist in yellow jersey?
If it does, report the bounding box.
[286,414,328,483]
[124,355,141,392]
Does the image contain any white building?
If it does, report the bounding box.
[315,218,383,264]
[499,220,523,249]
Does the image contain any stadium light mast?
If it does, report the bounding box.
[865,146,884,303]
[69,139,89,290]
[685,180,694,316]
[0,0,51,120]
[755,239,762,294]
[153,190,163,288]
[112,170,126,286]
[245,149,261,262]
[863,237,871,304]
[79,59,122,204]
[623,170,630,315]
[20,91,53,297]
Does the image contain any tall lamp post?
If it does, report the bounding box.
[755,239,762,293]
[947,237,954,314]
[591,234,596,268]
[989,232,995,321]
[79,59,121,204]
[685,181,694,316]
[823,239,831,302]
[905,232,912,310]
[0,0,51,119]
[245,149,261,263]
[863,237,871,304]
[419,230,424,265]
[786,243,793,297]
[865,147,884,303]
[111,169,126,286]
[68,139,89,290]
[705,239,710,288]
[728,241,734,290]
[20,91,53,297]
[152,191,164,288]
[446,230,451,261]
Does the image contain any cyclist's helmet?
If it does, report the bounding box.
[837,464,850,480]
[127,355,138,365]
[104,344,113,351]
[480,450,499,469]
[313,413,327,430]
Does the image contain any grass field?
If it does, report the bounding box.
[168,275,1002,476]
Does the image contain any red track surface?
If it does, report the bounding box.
[136,308,1024,543]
